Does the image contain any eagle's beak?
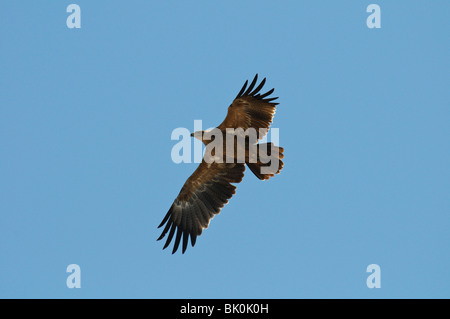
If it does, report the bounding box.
[190,132,194,137]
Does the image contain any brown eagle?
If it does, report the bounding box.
[157,74,284,253]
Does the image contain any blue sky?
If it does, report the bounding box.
[0,1,449,298]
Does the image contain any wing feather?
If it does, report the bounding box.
[163,222,177,249]
[235,80,248,99]
[243,74,258,95]
[172,227,183,254]
[251,77,266,96]
[218,75,279,140]
[157,162,245,254]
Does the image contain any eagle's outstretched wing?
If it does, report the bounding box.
[157,162,245,254]
[218,74,279,140]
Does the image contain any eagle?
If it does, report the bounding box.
[157,74,284,254]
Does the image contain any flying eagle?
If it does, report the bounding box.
[157,74,284,254]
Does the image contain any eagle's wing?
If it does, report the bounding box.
[157,161,245,254]
[217,74,279,140]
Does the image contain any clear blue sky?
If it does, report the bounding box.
[1,1,449,298]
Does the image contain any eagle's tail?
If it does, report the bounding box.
[246,143,284,180]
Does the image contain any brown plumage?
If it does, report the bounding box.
[157,74,284,254]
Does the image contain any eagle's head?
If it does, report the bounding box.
[190,129,219,146]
